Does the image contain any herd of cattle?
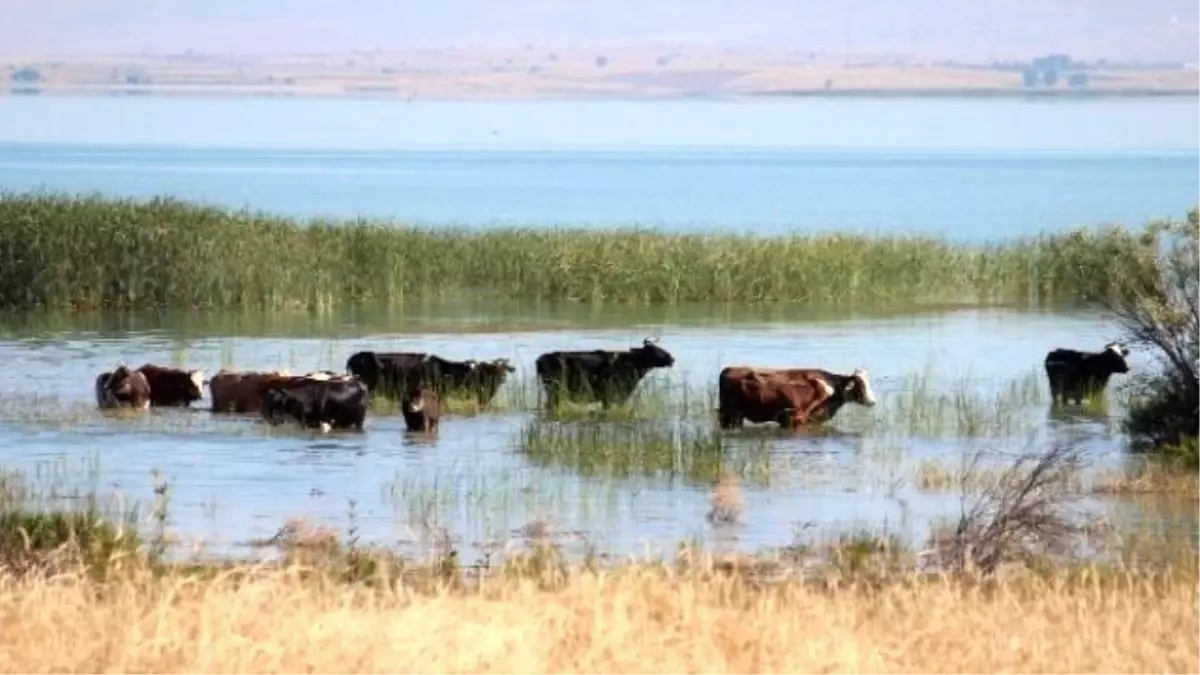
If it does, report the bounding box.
[92,337,1136,434]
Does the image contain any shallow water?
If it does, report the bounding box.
[0,305,1190,563]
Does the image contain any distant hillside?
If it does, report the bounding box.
[2,0,1197,63]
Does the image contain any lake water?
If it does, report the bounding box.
[0,96,1196,239]
[0,95,1195,564]
[0,305,1192,564]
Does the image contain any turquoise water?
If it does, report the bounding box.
[0,96,1196,239]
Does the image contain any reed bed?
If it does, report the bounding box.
[0,192,1178,310]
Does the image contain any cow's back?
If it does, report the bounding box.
[1045,349,1086,367]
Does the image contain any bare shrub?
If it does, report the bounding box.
[930,444,1095,575]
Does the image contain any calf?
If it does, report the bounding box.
[535,338,676,408]
[136,363,205,408]
[1044,342,1131,404]
[717,366,877,429]
[346,351,513,405]
[400,387,441,433]
[94,366,152,410]
[261,377,370,432]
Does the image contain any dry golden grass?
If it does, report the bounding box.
[0,561,1194,674]
[1092,462,1200,499]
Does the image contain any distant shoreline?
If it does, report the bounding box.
[5,48,1196,103]
[3,85,1197,102]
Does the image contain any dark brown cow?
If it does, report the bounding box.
[208,368,294,413]
[400,387,441,433]
[94,366,152,410]
[717,366,877,429]
[136,363,206,408]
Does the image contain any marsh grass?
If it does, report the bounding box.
[1092,457,1200,498]
[0,466,144,577]
[842,370,1050,439]
[516,418,777,487]
[0,192,1181,310]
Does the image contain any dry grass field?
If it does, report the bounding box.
[0,558,1194,674]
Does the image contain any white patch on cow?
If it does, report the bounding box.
[1107,343,1129,358]
[189,370,205,392]
[319,421,332,434]
[306,372,333,381]
[853,368,877,406]
[815,377,835,399]
[407,398,425,413]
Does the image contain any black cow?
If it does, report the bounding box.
[1044,341,1132,404]
[261,377,370,432]
[345,351,514,405]
[535,338,676,408]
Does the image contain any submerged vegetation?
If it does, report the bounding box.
[0,192,1191,311]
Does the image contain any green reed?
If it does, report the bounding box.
[0,191,1186,310]
[515,417,776,487]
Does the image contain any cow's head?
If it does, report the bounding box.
[345,352,382,388]
[633,337,675,369]
[470,358,516,378]
[102,366,150,409]
[1102,342,1132,374]
[402,388,435,414]
[106,366,134,395]
[842,368,877,407]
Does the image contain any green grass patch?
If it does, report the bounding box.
[0,191,1188,310]
[515,417,776,486]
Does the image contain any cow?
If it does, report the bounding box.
[261,377,370,433]
[208,369,293,413]
[534,338,676,408]
[1044,342,1131,404]
[94,366,151,410]
[717,366,877,429]
[345,351,514,405]
[135,363,205,408]
[400,387,441,433]
[715,369,834,429]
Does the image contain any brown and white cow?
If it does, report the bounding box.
[400,387,441,433]
[717,366,877,429]
[136,364,206,408]
[95,366,152,410]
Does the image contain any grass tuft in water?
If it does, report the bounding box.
[516,417,775,486]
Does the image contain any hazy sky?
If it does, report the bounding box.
[4,0,1197,62]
